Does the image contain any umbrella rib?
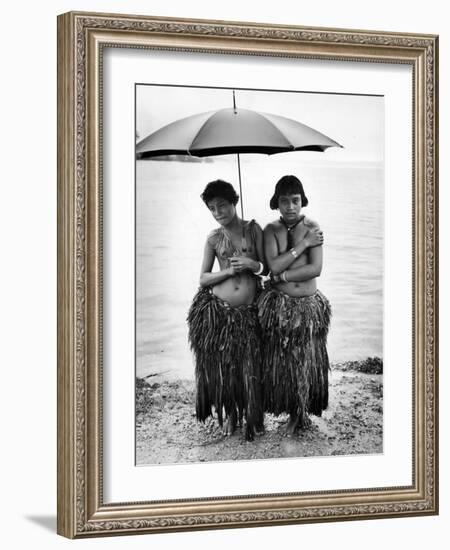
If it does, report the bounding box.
[257,112,295,150]
[187,110,224,155]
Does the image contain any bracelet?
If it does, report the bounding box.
[290,248,298,258]
[254,261,264,275]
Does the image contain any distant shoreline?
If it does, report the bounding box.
[136,154,214,163]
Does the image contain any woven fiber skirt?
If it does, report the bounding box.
[257,288,331,428]
[187,287,264,440]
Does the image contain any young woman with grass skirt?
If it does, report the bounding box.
[187,180,266,441]
[258,175,331,435]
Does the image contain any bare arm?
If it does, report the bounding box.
[264,224,318,275]
[284,245,323,282]
[254,222,268,274]
[229,222,269,275]
[199,239,235,287]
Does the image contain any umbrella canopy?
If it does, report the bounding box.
[136,107,342,158]
[137,94,343,238]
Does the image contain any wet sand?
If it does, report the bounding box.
[136,358,383,465]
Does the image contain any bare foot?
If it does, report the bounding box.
[286,415,300,436]
[255,425,265,436]
[286,413,312,435]
[245,424,254,442]
[224,410,237,436]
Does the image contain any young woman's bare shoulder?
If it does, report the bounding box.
[303,216,320,230]
[246,220,263,243]
[251,220,264,236]
[206,228,220,247]
[264,220,282,234]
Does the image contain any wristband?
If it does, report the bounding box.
[254,261,264,275]
[290,248,298,259]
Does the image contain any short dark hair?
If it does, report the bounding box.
[269,175,309,210]
[201,179,239,206]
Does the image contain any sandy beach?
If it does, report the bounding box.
[136,357,382,465]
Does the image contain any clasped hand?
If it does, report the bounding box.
[305,228,324,247]
[289,221,324,248]
[228,255,256,273]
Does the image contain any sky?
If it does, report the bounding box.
[136,84,384,164]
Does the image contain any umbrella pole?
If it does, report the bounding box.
[237,153,244,220]
[236,153,247,251]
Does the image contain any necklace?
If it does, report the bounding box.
[279,216,304,249]
[222,220,248,253]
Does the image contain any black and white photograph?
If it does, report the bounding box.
[1,0,444,545]
[135,84,384,466]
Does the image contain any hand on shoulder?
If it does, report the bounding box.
[303,216,320,231]
[303,218,324,248]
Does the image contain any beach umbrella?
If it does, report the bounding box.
[137,92,342,231]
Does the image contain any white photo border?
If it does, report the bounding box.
[103,47,412,504]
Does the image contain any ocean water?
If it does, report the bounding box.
[136,156,383,380]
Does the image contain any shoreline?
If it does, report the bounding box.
[136,357,383,465]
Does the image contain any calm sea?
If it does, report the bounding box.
[136,156,383,380]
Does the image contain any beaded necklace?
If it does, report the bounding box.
[279,215,304,249]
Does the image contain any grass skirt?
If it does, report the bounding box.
[187,287,264,440]
[257,289,331,428]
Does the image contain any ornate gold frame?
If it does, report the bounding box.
[57,11,439,538]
